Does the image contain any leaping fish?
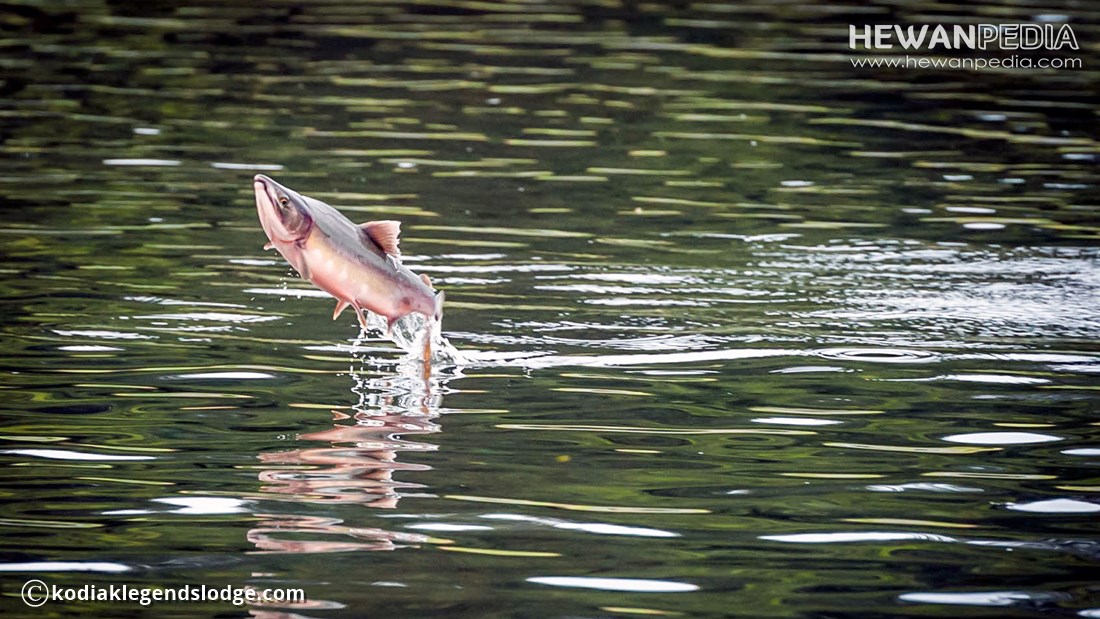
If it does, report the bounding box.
[252,174,444,352]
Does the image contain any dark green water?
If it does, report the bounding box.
[1,1,1098,617]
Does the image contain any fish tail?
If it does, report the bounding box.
[433,289,445,322]
[422,333,432,379]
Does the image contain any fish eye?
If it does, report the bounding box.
[278,196,289,208]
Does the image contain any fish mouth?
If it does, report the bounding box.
[254,174,288,217]
[253,174,276,204]
[253,174,312,243]
[253,174,287,241]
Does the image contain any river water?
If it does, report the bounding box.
[1,1,1098,617]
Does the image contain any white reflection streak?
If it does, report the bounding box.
[1004,498,1100,514]
[760,532,957,544]
[942,432,1063,445]
[482,513,678,538]
[2,449,155,461]
[516,347,801,369]
[899,591,1038,606]
[527,576,698,593]
[0,561,131,573]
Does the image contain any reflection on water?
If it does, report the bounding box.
[1,0,1099,617]
[250,358,446,555]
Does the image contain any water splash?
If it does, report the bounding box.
[361,310,465,366]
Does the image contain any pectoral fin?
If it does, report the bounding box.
[333,300,350,320]
[263,242,275,250]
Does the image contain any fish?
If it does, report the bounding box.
[252,174,444,343]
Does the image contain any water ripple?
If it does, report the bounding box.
[814,347,940,363]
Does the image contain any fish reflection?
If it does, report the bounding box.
[247,513,430,554]
[255,407,437,510]
[248,361,451,556]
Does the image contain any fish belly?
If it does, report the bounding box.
[301,243,404,319]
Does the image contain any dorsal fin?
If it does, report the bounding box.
[420,273,433,290]
[361,220,401,257]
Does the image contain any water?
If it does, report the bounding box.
[1,1,1098,617]
[363,309,464,366]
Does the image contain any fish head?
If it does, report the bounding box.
[254,174,313,244]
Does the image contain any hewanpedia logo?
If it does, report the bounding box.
[849,24,1079,51]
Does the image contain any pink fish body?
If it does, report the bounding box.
[253,174,443,331]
